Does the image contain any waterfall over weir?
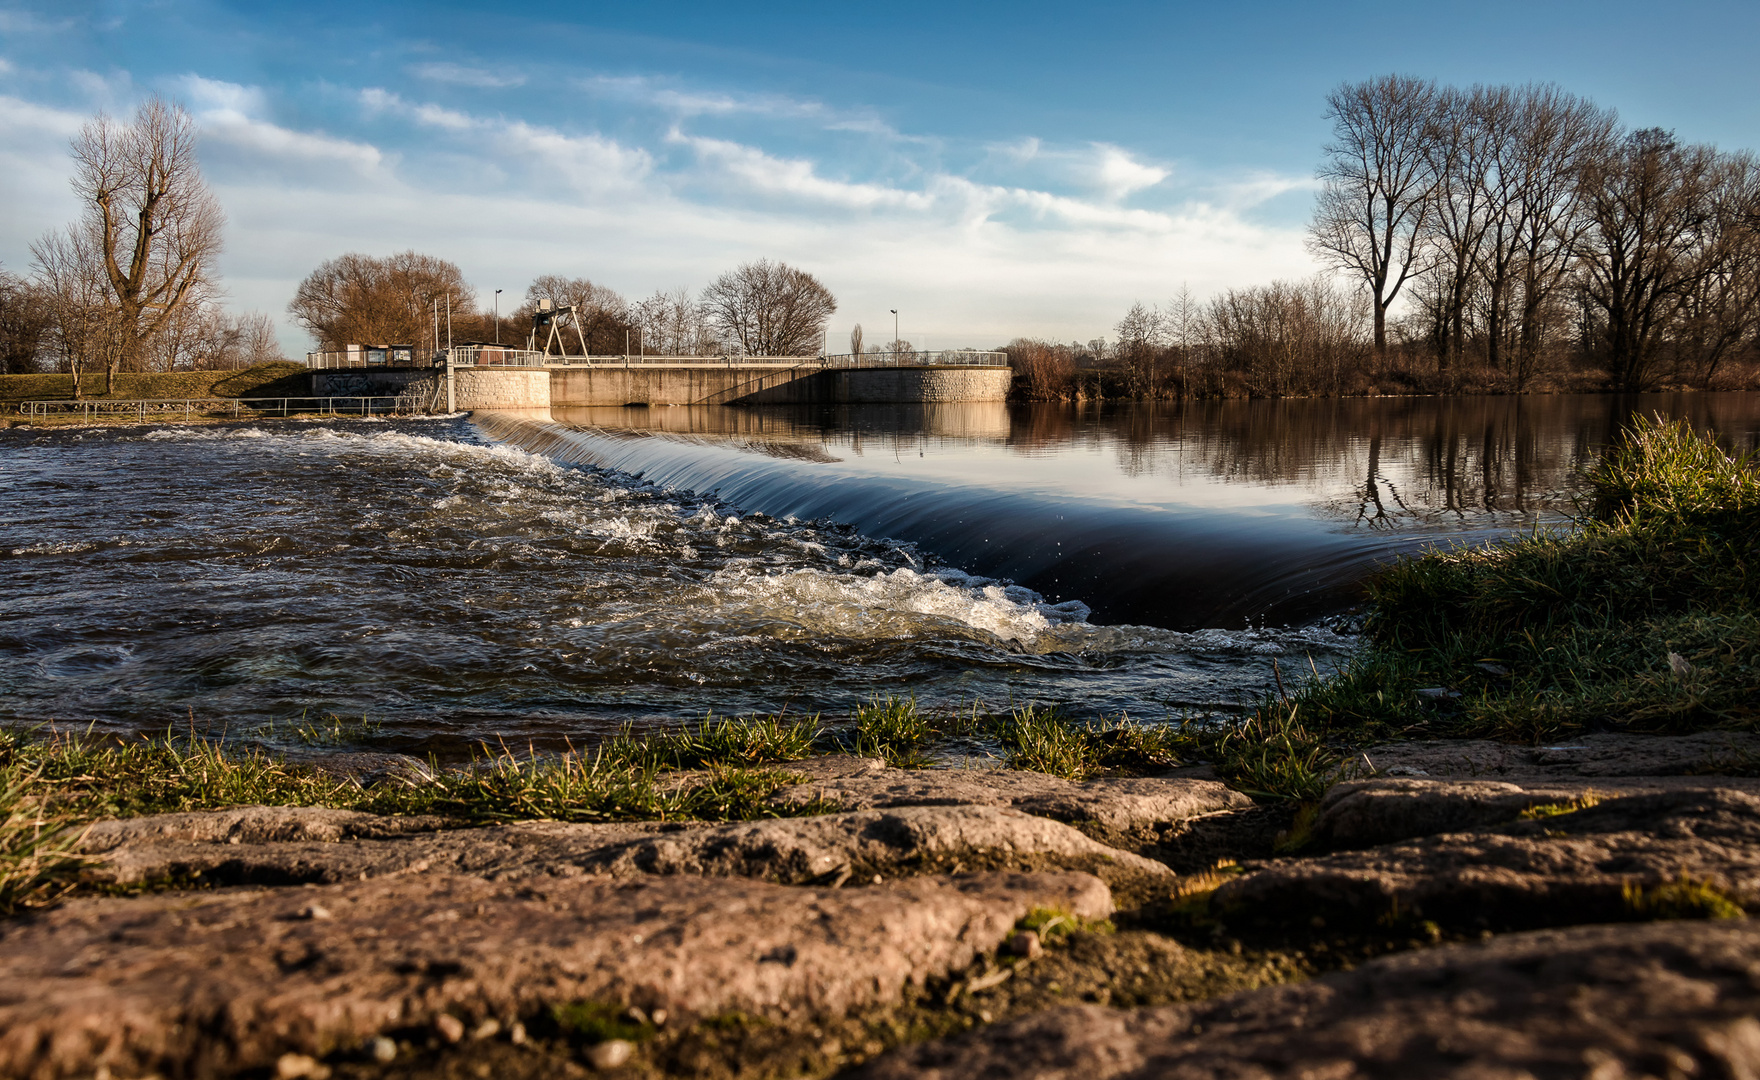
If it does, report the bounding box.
[473,406,1475,631]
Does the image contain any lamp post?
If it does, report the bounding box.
[890,309,899,353]
[494,289,502,345]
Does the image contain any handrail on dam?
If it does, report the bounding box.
[306,348,1008,370]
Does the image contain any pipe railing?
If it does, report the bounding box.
[16,396,414,420]
[304,347,1009,369]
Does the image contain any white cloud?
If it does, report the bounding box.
[675,133,930,210]
[1,70,1321,355]
[0,94,90,265]
[408,61,525,89]
[1091,144,1169,199]
[185,75,383,175]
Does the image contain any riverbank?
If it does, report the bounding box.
[0,362,312,404]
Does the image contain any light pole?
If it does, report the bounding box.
[890,309,899,352]
[494,289,502,345]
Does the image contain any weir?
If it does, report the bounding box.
[306,349,1013,411]
[471,408,1442,630]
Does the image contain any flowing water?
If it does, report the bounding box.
[4,393,1759,755]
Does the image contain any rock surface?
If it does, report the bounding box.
[0,870,1111,1080]
[1363,731,1760,780]
[1217,786,1760,929]
[81,804,1168,888]
[772,763,1251,842]
[851,918,1760,1080]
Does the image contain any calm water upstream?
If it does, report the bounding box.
[4,393,1759,754]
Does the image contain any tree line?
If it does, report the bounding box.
[287,253,838,359]
[1017,76,1760,400]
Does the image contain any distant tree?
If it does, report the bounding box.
[1113,301,1165,396]
[1684,154,1760,387]
[513,274,634,354]
[631,287,706,355]
[1002,337,1076,401]
[289,251,474,352]
[700,259,836,356]
[1422,85,1499,371]
[849,323,863,357]
[1577,130,1723,391]
[31,226,119,396]
[1484,84,1616,385]
[33,97,224,393]
[0,267,55,375]
[1309,75,1440,362]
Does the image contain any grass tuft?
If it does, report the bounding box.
[550,1001,655,1044]
[1622,876,1746,921]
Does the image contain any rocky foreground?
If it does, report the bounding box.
[7,736,1760,1079]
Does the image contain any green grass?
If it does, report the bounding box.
[596,711,823,771]
[992,705,1185,780]
[0,725,851,912]
[1277,415,1760,744]
[0,362,312,404]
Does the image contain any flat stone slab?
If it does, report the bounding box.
[852,918,1760,1079]
[1311,775,1759,849]
[0,870,1111,1080]
[1363,731,1760,780]
[1218,786,1760,929]
[772,763,1251,839]
[81,804,1169,888]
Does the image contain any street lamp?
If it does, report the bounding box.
[890,309,899,351]
[494,289,503,345]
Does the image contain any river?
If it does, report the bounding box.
[4,393,1757,756]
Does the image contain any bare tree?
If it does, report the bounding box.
[1422,85,1499,370]
[1499,85,1616,385]
[512,275,633,354]
[699,259,836,357]
[55,96,224,393]
[631,287,704,355]
[1685,153,1760,386]
[0,267,55,375]
[1577,129,1722,390]
[1113,301,1165,396]
[1309,75,1440,361]
[289,251,474,352]
[31,226,122,397]
[849,323,863,357]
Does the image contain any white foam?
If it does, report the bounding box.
[704,565,1074,646]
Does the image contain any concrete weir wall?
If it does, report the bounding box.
[311,368,551,411]
[311,363,1008,411]
[550,364,1012,407]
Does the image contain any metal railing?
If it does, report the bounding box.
[304,347,1009,370]
[820,350,1007,368]
[17,396,416,420]
[544,350,1009,368]
[305,350,432,369]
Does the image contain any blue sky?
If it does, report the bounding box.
[3,0,1757,352]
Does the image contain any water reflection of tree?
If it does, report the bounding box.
[1004,394,1760,529]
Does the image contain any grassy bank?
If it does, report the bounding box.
[1274,415,1760,744]
[0,362,312,404]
